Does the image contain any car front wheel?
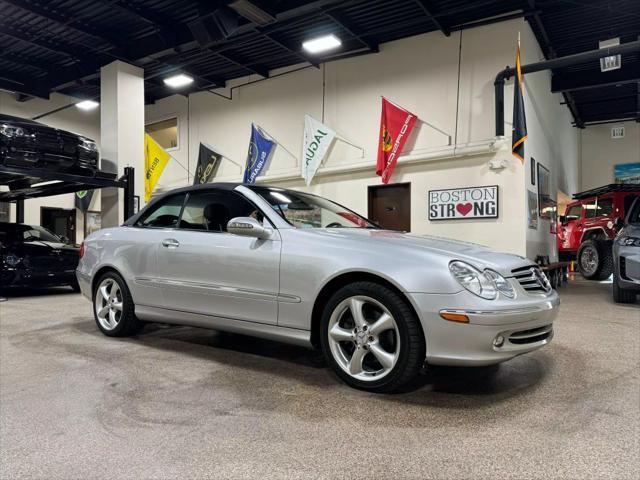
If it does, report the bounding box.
[93,271,143,337]
[320,281,425,393]
[577,239,613,280]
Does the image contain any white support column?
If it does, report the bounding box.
[100,61,145,228]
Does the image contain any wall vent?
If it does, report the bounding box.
[611,126,625,139]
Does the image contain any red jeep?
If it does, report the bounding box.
[558,184,640,280]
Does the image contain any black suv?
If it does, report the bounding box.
[0,114,99,178]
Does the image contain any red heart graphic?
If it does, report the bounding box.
[456,203,473,216]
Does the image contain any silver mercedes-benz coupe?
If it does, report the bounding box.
[77,183,559,392]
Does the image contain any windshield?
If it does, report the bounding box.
[248,186,378,229]
[0,224,62,243]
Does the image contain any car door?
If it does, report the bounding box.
[125,192,189,308]
[155,188,280,325]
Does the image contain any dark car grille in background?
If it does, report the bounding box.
[511,265,552,293]
[509,325,553,345]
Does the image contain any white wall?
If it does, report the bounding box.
[148,18,580,258]
[0,91,101,241]
[518,27,580,262]
[580,121,640,190]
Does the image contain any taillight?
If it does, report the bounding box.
[79,242,85,258]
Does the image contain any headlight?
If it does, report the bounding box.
[4,254,20,266]
[0,124,26,138]
[449,261,497,300]
[484,269,516,298]
[617,236,640,247]
[79,137,98,152]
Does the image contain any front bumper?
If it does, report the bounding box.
[614,245,640,291]
[409,290,559,366]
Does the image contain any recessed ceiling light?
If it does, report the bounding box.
[76,100,99,110]
[163,74,194,88]
[302,34,341,54]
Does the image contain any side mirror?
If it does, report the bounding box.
[559,216,566,225]
[227,217,273,239]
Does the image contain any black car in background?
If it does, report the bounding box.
[0,222,80,291]
[0,114,99,179]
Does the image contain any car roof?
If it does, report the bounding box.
[572,183,640,200]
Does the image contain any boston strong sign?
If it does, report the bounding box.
[429,186,499,220]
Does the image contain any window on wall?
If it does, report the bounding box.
[145,118,178,150]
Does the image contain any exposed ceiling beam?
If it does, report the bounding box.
[216,51,270,78]
[324,10,378,51]
[260,32,320,68]
[0,50,51,72]
[525,0,583,127]
[0,74,49,98]
[2,0,127,50]
[413,0,450,36]
[552,64,640,93]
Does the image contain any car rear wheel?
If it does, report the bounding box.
[320,281,425,393]
[612,271,637,304]
[93,272,143,337]
[577,239,613,280]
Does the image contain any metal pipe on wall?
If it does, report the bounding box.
[494,39,640,136]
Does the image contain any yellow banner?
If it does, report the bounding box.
[144,133,170,202]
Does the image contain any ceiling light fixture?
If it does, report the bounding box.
[31,180,63,188]
[163,74,194,88]
[76,100,99,110]
[302,34,341,54]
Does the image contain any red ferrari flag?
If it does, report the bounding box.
[376,97,417,184]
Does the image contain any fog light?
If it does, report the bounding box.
[493,335,504,347]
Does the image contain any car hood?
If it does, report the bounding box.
[307,229,533,276]
[0,114,87,140]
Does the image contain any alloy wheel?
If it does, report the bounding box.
[94,278,123,331]
[327,295,400,382]
[580,245,599,276]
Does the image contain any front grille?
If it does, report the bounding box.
[509,325,553,345]
[511,265,552,293]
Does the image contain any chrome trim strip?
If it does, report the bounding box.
[134,277,301,303]
[134,304,311,347]
[440,299,559,317]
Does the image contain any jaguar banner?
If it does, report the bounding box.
[193,143,222,185]
[376,97,417,184]
[302,115,336,186]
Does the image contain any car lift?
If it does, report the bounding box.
[0,164,136,223]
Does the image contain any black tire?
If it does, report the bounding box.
[320,281,425,393]
[613,271,637,304]
[577,239,613,280]
[92,271,143,337]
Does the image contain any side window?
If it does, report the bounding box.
[596,198,613,217]
[565,205,582,221]
[178,190,263,232]
[136,194,186,228]
[584,200,597,218]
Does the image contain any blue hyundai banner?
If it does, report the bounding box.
[243,124,275,184]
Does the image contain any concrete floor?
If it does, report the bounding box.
[0,277,638,479]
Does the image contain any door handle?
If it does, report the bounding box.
[161,238,180,248]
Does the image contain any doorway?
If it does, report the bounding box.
[368,183,411,231]
[41,207,76,243]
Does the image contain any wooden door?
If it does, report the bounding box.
[368,183,411,231]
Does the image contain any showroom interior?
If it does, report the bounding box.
[0,0,639,478]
